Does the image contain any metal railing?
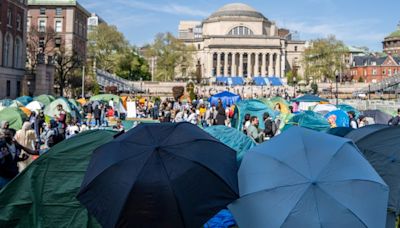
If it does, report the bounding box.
[353,74,400,96]
[96,69,142,93]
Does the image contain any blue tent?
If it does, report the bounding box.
[268,77,284,86]
[216,77,228,84]
[253,77,269,86]
[231,99,275,131]
[15,96,33,106]
[228,127,389,228]
[325,127,354,137]
[204,125,256,162]
[325,110,350,127]
[231,77,244,86]
[209,91,241,108]
[336,104,360,118]
[292,94,329,103]
[284,111,330,132]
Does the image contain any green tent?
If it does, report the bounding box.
[68,99,82,111]
[44,98,79,120]
[204,125,256,162]
[0,130,117,228]
[0,107,28,130]
[284,111,330,132]
[260,97,291,114]
[89,94,120,102]
[231,99,276,131]
[33,95,56,106]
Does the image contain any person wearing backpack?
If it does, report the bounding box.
[263,112,276,139]
[388,108,400,126]
[43,120,64,148]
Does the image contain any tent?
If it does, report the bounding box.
[292,94,329,103]
[313,104,338,115]
[15,96,33,106]
[0,107,28,130]
[361,110,393,125]
[204,125,257,162]
[260,97,290,115]
[44,98,81,120]
[77,98,87,106]
[325,110,350,127]
[336,104,360,118]
[19,107,32,117]
[209,91,241,108]
[325,127,354,137]
[25,101,44,112]
[69,99,82,111]
[284,111,330,132]
[229,127,388,228]
[89,94,120,103]
[33,95,55,106]
[268,77,284,86]
[231,99,275,131]
[0,130,116,228]
[0,99,14,107]
[253,77,269,86]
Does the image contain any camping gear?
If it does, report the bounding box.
[44,98,81,120]
[231,99,275,131]
[33,95,55,106]
[229,127,388,228]
[313,104,338,115]
[346,125,400,228]
[325,110,350,127]
[89,94,120,102]
[15,96,33,106]
[284,111,330,132]
[26,101,44,112]
[78,122,238,228]
[361,110,393,125]
[0,107,28,130]
[77,98,87,106]
[325,127,353,137]
[336,104,360,118]
[209,91,241,108]
[0,130,116,228]
[205,125,256,162]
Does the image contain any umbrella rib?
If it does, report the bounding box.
[157,150,187,228]
[240,182,311,198]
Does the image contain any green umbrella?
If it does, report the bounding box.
[34,95,56,106]
[0,107,28,130]
[0,130,117,228]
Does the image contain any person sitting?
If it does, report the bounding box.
[247,116,263,143]
[113,119,124,131]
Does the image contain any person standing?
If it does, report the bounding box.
[263,112,275,139]
[348,111,358,129]
[55,104,67,136]
[247,116,262,143]
[388,108,400,126]
[14,122,36,171]
[108,98,115,110]
[93,105,101,127]
[215,102,226,126]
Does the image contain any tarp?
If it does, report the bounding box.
[253,77,269,86]
[0,130,117,228]
[204,125,257,162]
[284,111,330,132]
[268,77,284,86]
[209,91,241,108]
[325,110,350,127]
[33,95,55,106]
[15,96,33,106]
[231,99,275,130]
[90,94,120,102]
[0,107,28,130]
[292,94,329,103]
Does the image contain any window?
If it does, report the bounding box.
[388,69,392,76]
[55,38,61,48]
[16,14,22,30]
[40,7,46,15]
[14,38,22,68]
[7,8,12,26]
[56,8,62,16]
[39,20,46,32]
[228,26,254,36]
[55,20,62,32]
[294,46,298,52]
[16,81,21,97]
[3,34,12,67]
[39,37,45,48]
[372,68,377,76]
[382,69,386,75]
[6,81,11,97]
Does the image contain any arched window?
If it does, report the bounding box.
[0,31,3,65]
[3,33,13,67]
[14,37,22,68]
[228,26,254,36]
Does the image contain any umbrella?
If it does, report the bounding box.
[284,111,330,132]
[26,101,44,112]
[0,130,116,228]
[78,122,239,228]
[345,125,400,227]
[362,110,393,125]
[229,127,389,228]
[15,96,33,106]
[324,110,350,127]
[204,125,256,162]
[325,127,353,137]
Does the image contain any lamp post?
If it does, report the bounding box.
[293,76,297,98]
[81,66,85,98]
[335,74,339,105]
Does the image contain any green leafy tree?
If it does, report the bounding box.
[145,33,195,81]
[303,35,348,83]
[115,48,151,81]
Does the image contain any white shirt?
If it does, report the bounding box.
[108,100,114,108]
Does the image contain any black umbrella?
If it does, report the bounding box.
[362,110,393,125]
[77,122,238,228]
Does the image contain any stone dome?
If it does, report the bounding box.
[207,3,266,20]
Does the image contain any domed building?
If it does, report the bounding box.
[383,22,400,55]
[178,3,305,83]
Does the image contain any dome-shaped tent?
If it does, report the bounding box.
[231,99,275,130]
[0,107,28,130]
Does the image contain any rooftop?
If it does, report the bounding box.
[206,3,266,21]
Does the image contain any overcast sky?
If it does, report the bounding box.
[80,0,400,51]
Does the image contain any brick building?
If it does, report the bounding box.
[350,55,400,83]
[27,0,90,62]
[0,0,28,99]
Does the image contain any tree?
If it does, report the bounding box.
[145,33,195,81]
[302,35,348,83]
[88,24,129,73]
[115,48,151,81]
[53,47,82,97]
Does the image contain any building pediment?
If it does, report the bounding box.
[382,55,399,66]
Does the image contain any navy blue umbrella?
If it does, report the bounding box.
[77,122,238,228]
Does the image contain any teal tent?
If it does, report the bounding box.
[336,104,360,118]
[33,95,55,106]
[44,98,81,120]
[0,130,117,228]
[16,96,33,106]
[291,94,328,103]
[284,111,330,132]
[232,99,275,131]
[205,125,256,162]
[0,107,28,130]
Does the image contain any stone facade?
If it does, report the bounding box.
[178,3,305,81]
[0,0,27,99]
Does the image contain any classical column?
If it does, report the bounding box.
[217,52,221,76]
[261,53,266,76]
[268,53,273,76]
[247,53,252,78]
[207,52,213,78]
[254,53,260,76]
[232,53,236,76]
[239,53,244,77]
[224,52,229,76]
[275,53,280,77]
